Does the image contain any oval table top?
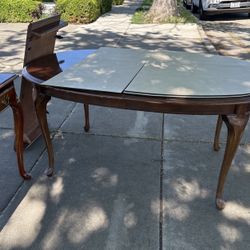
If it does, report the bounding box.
[25,47,250,99]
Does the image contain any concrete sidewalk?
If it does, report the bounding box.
[0,0,250,249]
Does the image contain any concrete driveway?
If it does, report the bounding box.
[201,14,250,59]
[188,9,250,59]
[0,1,250,249]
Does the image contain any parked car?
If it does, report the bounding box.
[191,0,250,20]
[183,0,192,8]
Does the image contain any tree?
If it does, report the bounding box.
[147,0,178,22]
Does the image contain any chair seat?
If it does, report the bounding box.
[22,50,96,84]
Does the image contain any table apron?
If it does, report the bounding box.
[39,86,250,116]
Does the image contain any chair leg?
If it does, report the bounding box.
[84,104,90,132]
[214,115,223,151]
[34,88,54,177]
[9,88,31,180]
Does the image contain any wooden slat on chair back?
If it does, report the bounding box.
[23,15,61,66]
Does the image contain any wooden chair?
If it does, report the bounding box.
[21,15,92,147]
[0,74,31,179]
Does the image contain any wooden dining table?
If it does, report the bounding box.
[22,47,250,210]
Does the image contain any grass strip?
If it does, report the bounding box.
[132,0,197,24]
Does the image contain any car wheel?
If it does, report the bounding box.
[199,0,207,20]
[248,13,250,17]
[191,0,197,13]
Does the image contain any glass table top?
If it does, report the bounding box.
[0,73,16,85]
[42,47,145,93]
[41,47,250,98]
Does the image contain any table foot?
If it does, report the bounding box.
[46,167,54,177]
[84,125,90,132]
[216,198,225,210]
[22,173,32,180]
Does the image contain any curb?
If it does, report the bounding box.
[196,21,218,54]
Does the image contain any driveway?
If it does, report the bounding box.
[1,4,250,248]
[199,14,250,59]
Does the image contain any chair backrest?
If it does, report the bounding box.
[21,15,67,147]
[23,14,67,66]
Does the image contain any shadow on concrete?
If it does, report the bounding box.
[56,26,207,52]
[163,141,250,249]
[0,134,161,249]
[201,20,250,60]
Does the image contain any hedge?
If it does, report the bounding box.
[0,0,115,24]
[0,0,42,22]
[56,0,102,23]
[113,0,125,5]
[101,0,112,14]
[56,0,112,23]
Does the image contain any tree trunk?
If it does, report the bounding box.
[147,0,178,22]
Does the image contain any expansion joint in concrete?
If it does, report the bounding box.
[159,113,165,250]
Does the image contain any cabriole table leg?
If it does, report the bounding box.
[34,88,54,177]
[215,112,249,210]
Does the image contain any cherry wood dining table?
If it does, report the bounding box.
[22,47,250,210]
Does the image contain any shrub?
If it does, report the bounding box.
[0,0,42,23]
[113,0,124,5]
[56,0,101,23]
[101,0,112,14]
